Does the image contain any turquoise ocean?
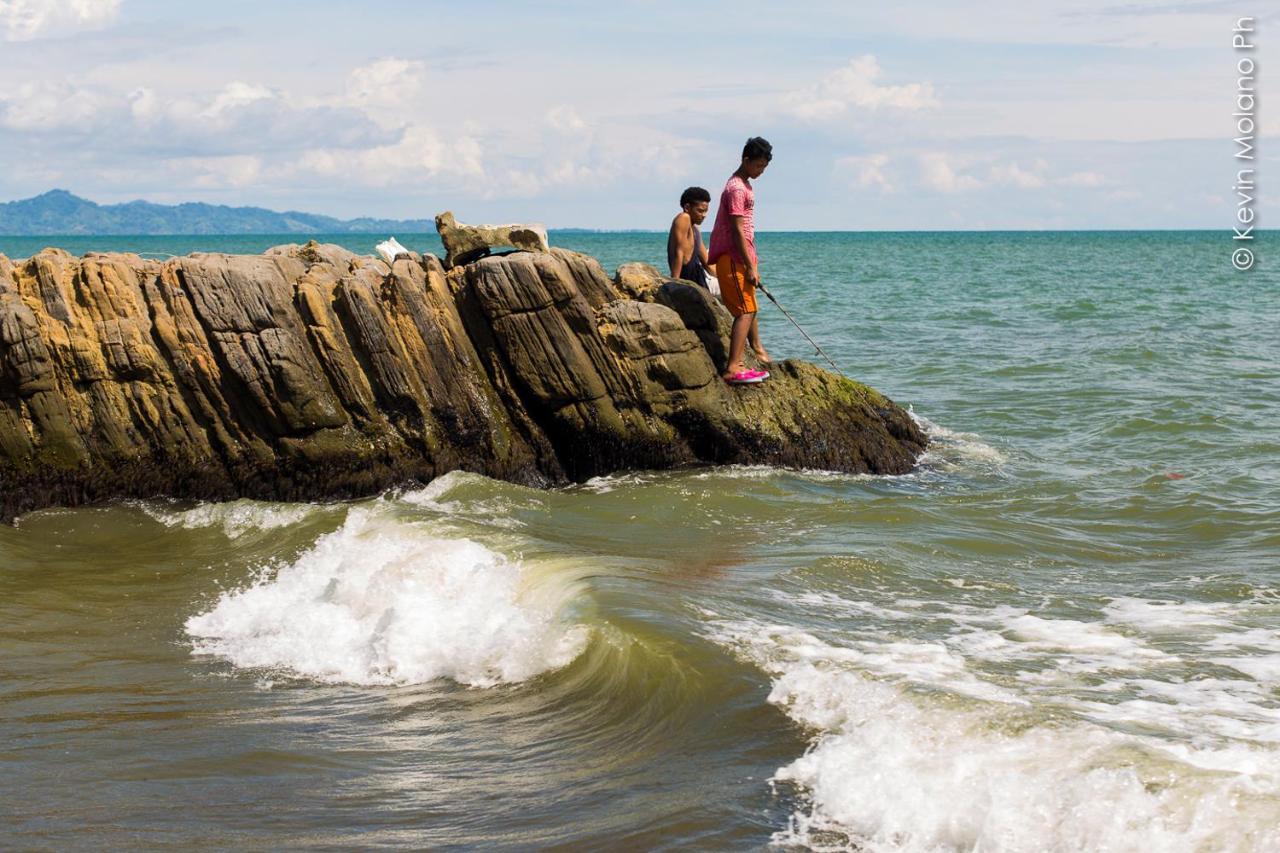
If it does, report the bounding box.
[1,231,1278,850]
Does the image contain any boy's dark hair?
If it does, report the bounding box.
[680,186,711,207]
[742,136,773,162]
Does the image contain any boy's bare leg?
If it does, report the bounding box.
[749,315,770,364]
[725,312,755,377]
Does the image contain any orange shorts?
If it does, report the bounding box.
[714,256,758,317]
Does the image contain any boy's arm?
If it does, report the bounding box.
[730,217,758,286]
[668,213,693,278]
[696,230,711,270]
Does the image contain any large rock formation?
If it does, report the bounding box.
[0,240,926,520]
[435,211,550,269]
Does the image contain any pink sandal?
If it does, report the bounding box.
[724,369,770,385]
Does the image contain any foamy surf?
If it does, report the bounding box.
[580,465,886,495]
[909,408,1008,470]
[396,470,540,529]
[707,619,1280,852]
[185,507,589,687]
[141,498,324,539]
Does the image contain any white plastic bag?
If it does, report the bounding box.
[706,270,720,297]
[375,237,410,265]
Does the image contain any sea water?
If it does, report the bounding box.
[1,231,1277,850]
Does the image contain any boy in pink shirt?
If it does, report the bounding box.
[707,137,772,384]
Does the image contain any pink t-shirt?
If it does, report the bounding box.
[708,174,756,266]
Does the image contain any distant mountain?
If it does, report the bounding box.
[0,190,438,235]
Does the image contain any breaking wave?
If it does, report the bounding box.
[186,506,589,687]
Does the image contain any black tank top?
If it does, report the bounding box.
[667,222,709,288]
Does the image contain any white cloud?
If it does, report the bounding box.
[473,122,700,201]
[128,86,158,123]
[488,132,697,200]
[199,82,274,120]
[545,105,588,134]
[802,2,1280,50]
[0,3,1238,227]
[178,154,264,189]
[837,153,893,192]
[1057,170,1108,187]
[0,80,106,129]
[1,59,699,203]
[918,152,981,193]
[342,57,425,125]
[295,126,485,188]
[988,161,1046,189]
[0,73,392,157]
[787,55,938,120]
[911,154,1111,194]
[0,0,120,41]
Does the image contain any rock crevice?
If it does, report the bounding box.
[0,241,926,519]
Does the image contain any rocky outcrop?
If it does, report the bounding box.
[435,211,550,269]
[0,240,926,519]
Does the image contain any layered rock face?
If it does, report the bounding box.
[0,242,925,519]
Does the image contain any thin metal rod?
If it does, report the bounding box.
[756,282,847,378]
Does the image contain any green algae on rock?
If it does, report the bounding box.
[0,241,925,519]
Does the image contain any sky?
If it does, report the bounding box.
[0,0,1275,229]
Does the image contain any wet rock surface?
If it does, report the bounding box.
[0,242,926,519]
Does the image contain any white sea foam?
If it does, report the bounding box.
[1077,681,1280,744]
[1104,598,1280,654]
[1003,612,1169,657]
[926,600,1279,747]
[689,464,877,483]
[578,471,665,493]
[185,507,589,687]
[781,591,923,623]
[1215,655,1280,683]
[708,620,1280,852]
[1102,597,1237,634]
[397,470,532,528]
[397,469,482,505]
[909,408,1008,469]
[788,592,1173,673]
[1104,597,1280,682]
[577,465,890,496]
[143,499,321,538]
